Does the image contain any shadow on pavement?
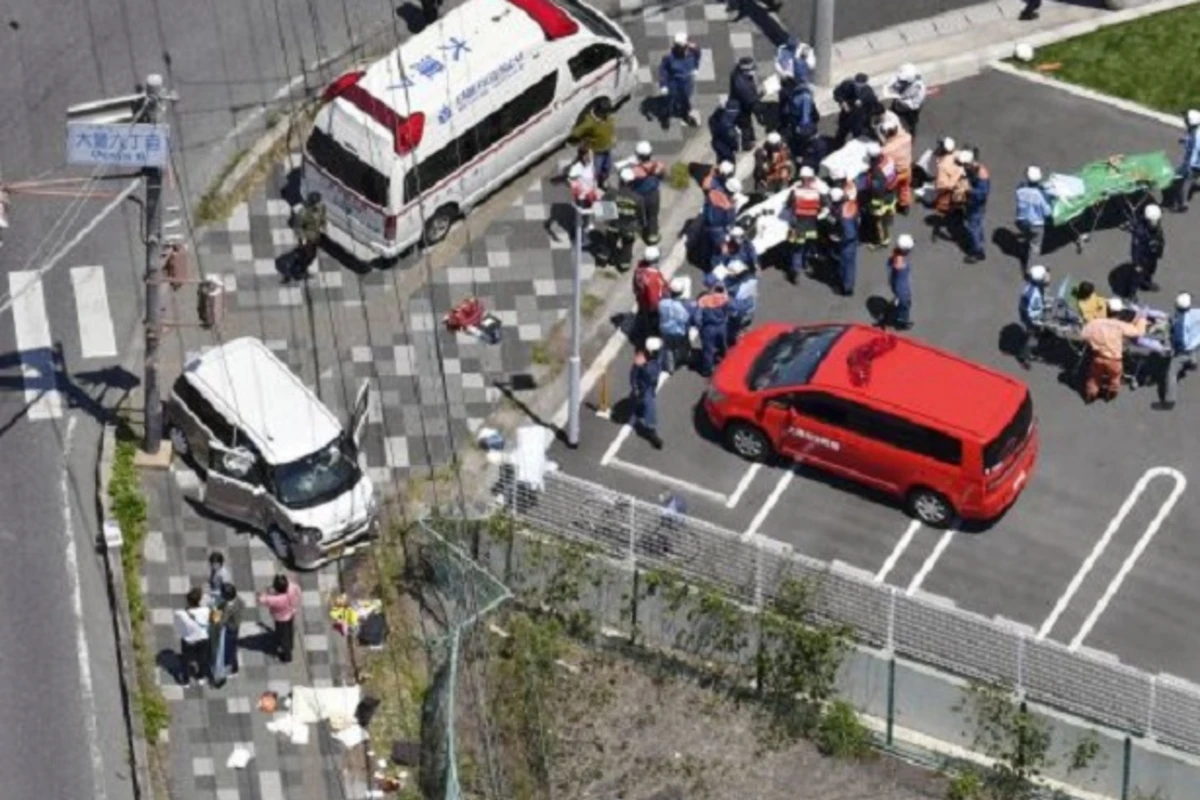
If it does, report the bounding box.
[0,344,138,438]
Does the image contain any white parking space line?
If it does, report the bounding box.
[9,271,63,420]
[599,370,671,466]
[1068,467,1187,651]
[875,520,922,583]
[725,464,762,509]
[742,469,794,541]
[69,266,117,359]
[1037,467,1185,641]
[906,529,956,595]
[607,456,728,505]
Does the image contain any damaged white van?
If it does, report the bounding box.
[300,0,638,263]
[166,337,377,569]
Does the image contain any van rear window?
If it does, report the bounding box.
[984,391,1033,472]
[554,0,623,39]
[306,127,390,208]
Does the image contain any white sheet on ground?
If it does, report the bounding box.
[290,685,362,730]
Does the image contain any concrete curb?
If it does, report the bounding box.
[97,425,157,800]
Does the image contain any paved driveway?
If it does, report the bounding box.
[553,68,1200,685]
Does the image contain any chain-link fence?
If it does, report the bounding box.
[497,468,1200,756]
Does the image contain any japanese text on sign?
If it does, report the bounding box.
[66,122,171,168]
[454,53,525,113]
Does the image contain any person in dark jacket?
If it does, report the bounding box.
[782,78,821,167]
[630,141,666,244]
[833,73,879,148]
[960,149,991,264]
[701,177,741,266]
[569,98,616,187]
[694,284,730,377]
[630,341,664,449]
[710,100,741,165]
[728,56,760,150]
[1129,203,1166,295]
[658,33,703,127]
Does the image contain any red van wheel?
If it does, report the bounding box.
[725,421,772,462]
[907,488,955,528]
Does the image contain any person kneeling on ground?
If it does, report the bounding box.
[1081,298,1147,403]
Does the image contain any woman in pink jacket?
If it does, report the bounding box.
[257,574,301,663]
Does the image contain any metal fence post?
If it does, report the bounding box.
[753,539,764,612]
[886,586,897,652]
[1016,633,1026,698]
[886,656,896,747]
[627,499,637,566]
[1121,736,1132,800]
[1145,675,1157,739]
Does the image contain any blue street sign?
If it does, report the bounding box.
[66,122,171,168]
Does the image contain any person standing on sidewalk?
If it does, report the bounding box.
[1129,204,1165,295]
[828,187,859,297]
[728,57,760,152]
[960,149,991,264]
[1015,166,1051,270]
[709,99,742,166]
[257,574,302,663]
[611,169,646,272]
[658,33,702,127]
[630,141,666,245]
[657,278,694,374]
[570,98,616,188]
[1172,109,1200,212]
[887,235,915,330]
[174,587,210,686]
[880,118,913,215]
[630,341,664,450]
[210,583,244,687]
[886,63,927,137]
[775,36,815,84]
[207,551,231,606]
[633,246,667,336]
[1157,292,1200,410]
[290,192,327,278]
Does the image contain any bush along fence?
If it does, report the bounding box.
[438,468,1200,800]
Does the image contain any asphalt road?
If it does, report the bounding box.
[554,68,1200,686]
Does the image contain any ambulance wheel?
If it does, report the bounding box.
[907,487,955,528]
[725,421,772,462]
[423,205,457,245]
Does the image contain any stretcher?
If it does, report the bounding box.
[1046,151,1176,252]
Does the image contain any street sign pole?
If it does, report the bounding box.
[142,74,166,455]
[814,0,835,87]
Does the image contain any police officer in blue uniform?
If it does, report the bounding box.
[959,149,991,264]
[701,177,742,267]
[1128,203,1166,296]
[710,99,742,165]
[1017,264,1050,369]
[694,284,730,377]
[630,339,664,449]
[1015,165,1052,271]
[827,187,859,296]
[782,77,821,168]
[728,56,760,151]
[658,33,703,127]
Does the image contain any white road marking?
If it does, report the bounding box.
[875,519,922,583]
[906,529,956,595]
[1068,467,1186,650]
[599,369,670,466]
[69,266,117,359]
[742,469,794,541]
[607,456,728,505]
[1037,467,1185,641]
[59,416,107,800]
[725,463,761,508]
[9,271,63,419]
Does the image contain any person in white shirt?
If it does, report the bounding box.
[887,63,927,137]
[174,587,211,686]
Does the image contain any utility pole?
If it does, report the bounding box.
[567,203,589,448]
[814,0,835,87]
[141,74,166,455]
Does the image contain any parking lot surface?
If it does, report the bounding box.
[554,68,1200,684]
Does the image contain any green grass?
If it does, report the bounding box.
[1027,6,1200,114]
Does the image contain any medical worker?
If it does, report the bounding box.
[710,99,742,165]
[960,149,991,264]
[776,36,816,84]
[659,33,703,127]
[1158,292,1200,409]
[657,278,694,374]
[630,141,666,244]
[828,187,859,296]
[1172,109,1200,212]
[787,167,824,283]
[633,246,667,335]
[1017,264,1050,370]
[754,133,794,193]
[630,340,664,449]
[611,168,645,272]
[702,177,742,266]
[887,63,927,137]
[726,260,758,344]
[879,117,913,214]
[887,234,915,330]
[865,141,899,248]
[1129,203,1166,295]
[694,284,730,377]
[728,56,760,150]
[1015,165,1052,270]
[701,160,735,194]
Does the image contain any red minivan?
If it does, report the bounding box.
[703,322,1038,526]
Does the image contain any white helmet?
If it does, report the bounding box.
[866,142,882,157]
[766,131,782,146]
[645,336,663,353]
[669,277,686,294]
[711,265,729,283]
[1177,292,1193,311]
[726,177,743,194]
[644,245,661,262]
[1144,204,1162,223]
[1014,42,1035,62]
[829,187,845,203]
[897,63,918,82]
[727,259,748,276]
[1185,109,1200,127]
[941,136,956,152]
[896,234,915,251]
[719,161,735,177]
[1026,165,1043,183]
[730,226,746,239]
[1108,297,1125,313]
[672,32,688,46]
[799,165,815,179]
[828,165,846,182]
[635,140,653,157]
[1027,264,1048,283]
[955,149,975,165]
[619,167,636,184]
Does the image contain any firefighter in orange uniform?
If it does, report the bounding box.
[786,166,824,284]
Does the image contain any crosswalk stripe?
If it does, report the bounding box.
[8,270,63,419]
[69,266,118,359]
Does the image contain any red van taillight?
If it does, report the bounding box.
[393,114,424,156]
[384,215,397,242]
[323,70,366,102]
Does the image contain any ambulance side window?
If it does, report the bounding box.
[568,44,622,82]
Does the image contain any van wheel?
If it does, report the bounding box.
[268,526,293,564]
[423,205,457,245]
[168,424,189,457]
[725,421,772,462]
[907,488,955,528]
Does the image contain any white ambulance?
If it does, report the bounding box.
[301,0,639,263]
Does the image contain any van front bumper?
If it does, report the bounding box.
[292,517,379,570]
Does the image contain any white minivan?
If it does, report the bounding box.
[166,337,377,569]
[300,0,639,263]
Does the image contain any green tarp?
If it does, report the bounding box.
[1051,151,1176,226]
